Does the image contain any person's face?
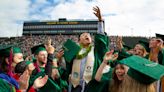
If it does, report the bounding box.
[79,33,92,47]
[13,53,24,66]
[36,51,48,64]
[149,38,158,48]
[133,44,145,56]
[115,64,126,81]
[135,49,144,57]
[27,63,35,75]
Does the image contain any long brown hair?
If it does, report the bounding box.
[109,64,155,92]
[109,64,125,92]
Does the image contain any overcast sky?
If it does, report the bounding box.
[0,0,164,37]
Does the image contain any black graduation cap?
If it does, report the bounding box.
[138,40,150,52]
[0,45,11,57]
[31,44,46,55]
[156,33,164,41]
[0,45,22,57]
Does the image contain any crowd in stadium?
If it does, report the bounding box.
[0,6,164,92]
[0,35,80,56]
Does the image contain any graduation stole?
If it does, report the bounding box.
[70,46,95,87]
[8,48,13,77]
[0,73,19,89]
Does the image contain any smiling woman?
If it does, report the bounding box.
[109,64,127,92]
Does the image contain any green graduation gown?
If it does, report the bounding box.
[65,33,110,92]
[29,68,61,92]
[0,78,16,92]
[158,48,164,65]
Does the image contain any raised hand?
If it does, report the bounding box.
[93,6,102,22]
[33,75,48,89]
[45,37,55,54]
[55,49,64,60]
[104,50,114,61]
[46,37,52,46]
[18,70,30,90]
[116,36,123,50]
[103,50,118,64]
[117,36,123,43]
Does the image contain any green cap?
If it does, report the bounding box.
[119,55,164,84]
[0,45,22,57]
[13,47,22,54]
[156,33,164,41]
[138,40,150,52]
[31,44,46,55]
[63,39,81,63]
[26,60,32,65]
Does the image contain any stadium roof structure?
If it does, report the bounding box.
[23,18,103,35]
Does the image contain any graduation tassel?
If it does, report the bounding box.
[8,48,13,77]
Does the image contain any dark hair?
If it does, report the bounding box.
[15,61,27,74]
[0,57,9,73]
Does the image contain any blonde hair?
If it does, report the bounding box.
[139,45,148,57]
[109,64,155,92]
[149,37,163,62]
[121,75,155,92]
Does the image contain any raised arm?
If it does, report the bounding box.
[95,50,118,81]
[93,6,104,34]
[116,36,124,51]
[93,6,103,22]
[45,37,55,77]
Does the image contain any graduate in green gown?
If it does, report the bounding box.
[149,34,164,65]
[29,38,67,92]
[95,50,164,92]
[150,33,164,92]
[0,46,20,91]
[61,6,110,92]
[116,37,149,58]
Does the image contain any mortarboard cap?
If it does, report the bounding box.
[0,46,11,57]
[138,40,150,52]
[13,47,22,54]
[63,39,81,63]
[156,33,164,42]
[119,55,164,84]
[0,45,22,57]
[31,44,46,55]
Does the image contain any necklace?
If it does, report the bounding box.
[76,45,92,59]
